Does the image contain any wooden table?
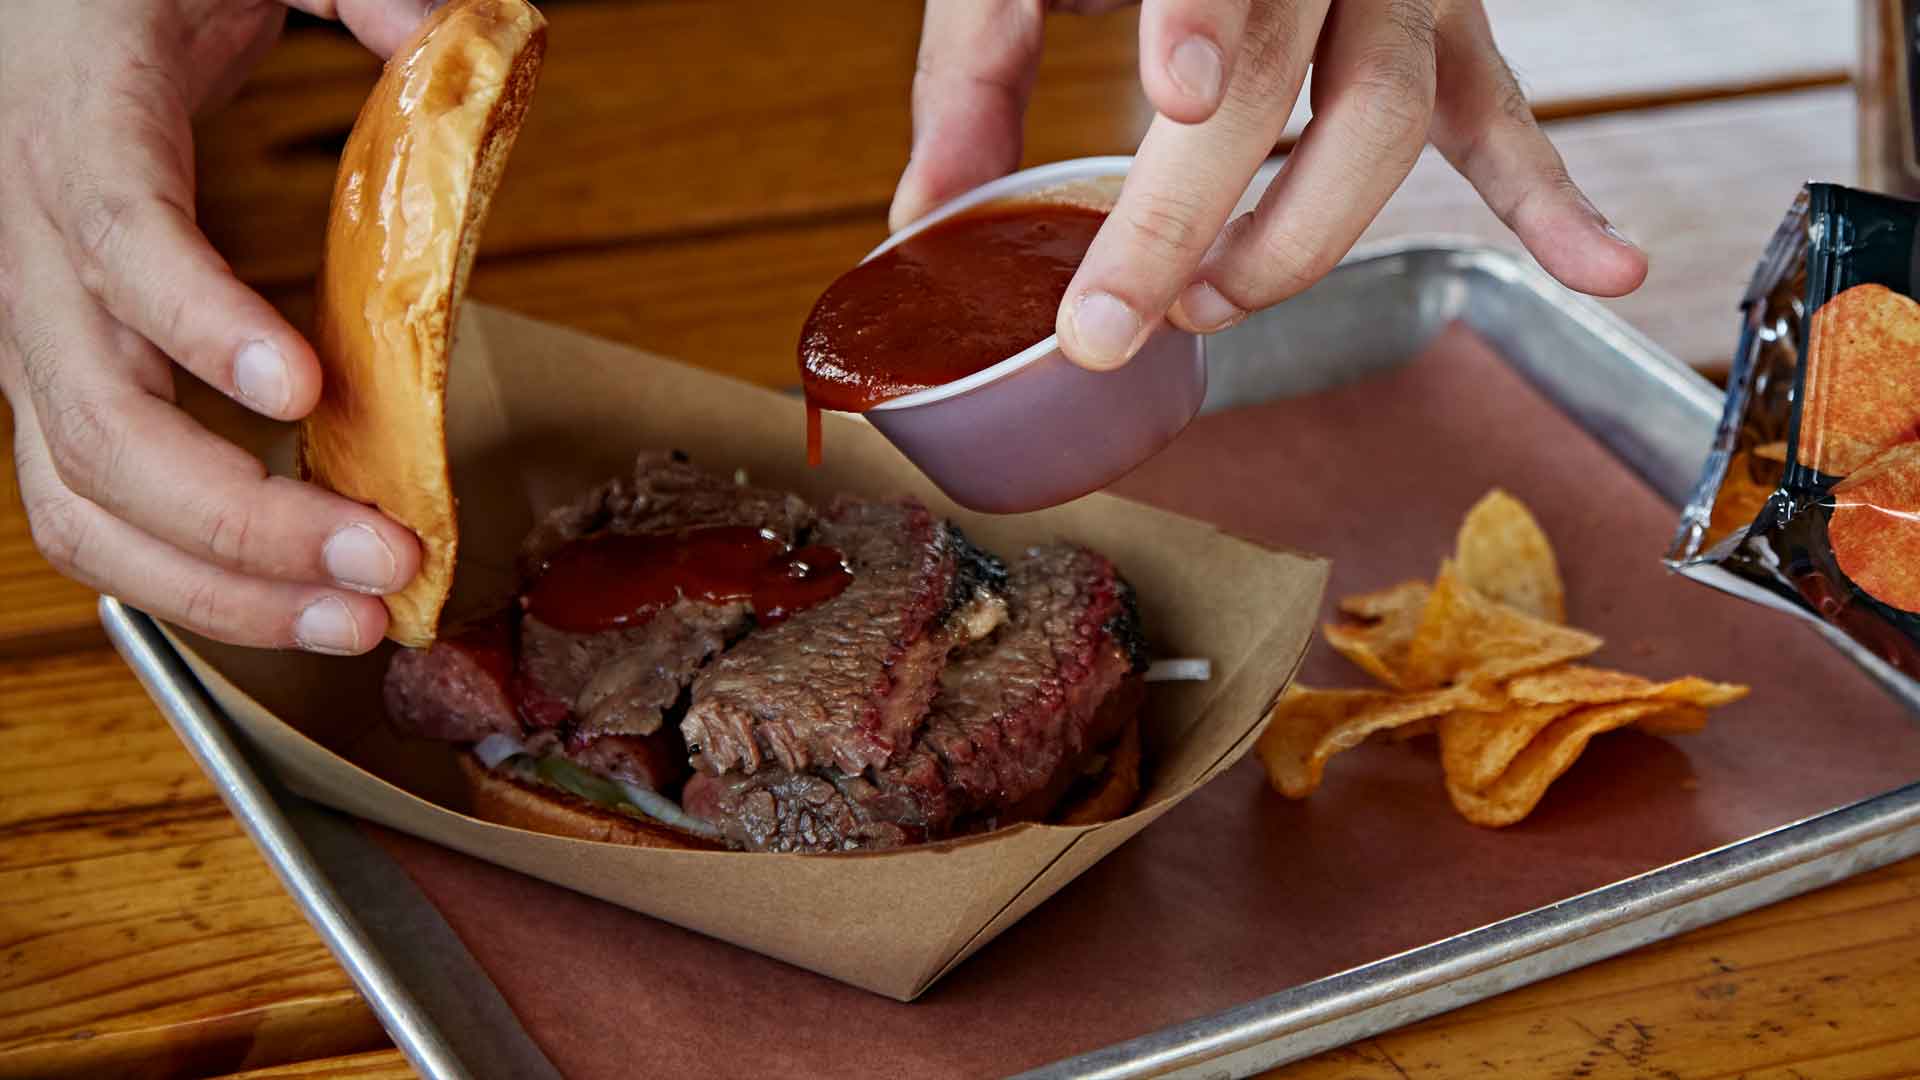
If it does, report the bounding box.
[3,2,1916,1077]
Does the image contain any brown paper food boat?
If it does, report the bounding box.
[166,302,1328,999]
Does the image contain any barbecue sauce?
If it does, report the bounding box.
[798,202,1107,464]
[523,526,852,633]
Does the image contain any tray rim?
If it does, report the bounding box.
[99,235,1920,1080]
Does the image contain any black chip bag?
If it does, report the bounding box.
[1668,183,1920,712]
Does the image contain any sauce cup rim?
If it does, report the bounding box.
[860,155,1140,413]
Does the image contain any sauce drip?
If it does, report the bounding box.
[523,526,852,634]
[798,202,1106,458]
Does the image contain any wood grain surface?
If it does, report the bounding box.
[0,653,384,1079]
[201,0,1851,288]
[0,1,1911,1077]
[215,1049,417,1079]
[200,851,1920,1079]
[254,88,1855,391]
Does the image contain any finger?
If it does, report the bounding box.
[1058,0,1331,369]
[888,0,1047,232]
[11,399,389,653]
[31,68,323,422]
[8,222,421,594]
[1425,2,1645,297]
[280,0,436,59]
[57,184,324,421]
[1137,0,1251,124]
[1170,0,1439,332]
[41,378,422,594]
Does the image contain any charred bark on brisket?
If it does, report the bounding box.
[683,544,1146,852]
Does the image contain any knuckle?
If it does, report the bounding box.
[1233,0,1306,89]
[153,281,193,355]
[1384,0,1440,53]
[17,322,58,399]
[45,397,123,498]
[13,100,57,195]
[200,497,255,566]
[1505,164,1582,230]
[67,186,138,294]
[1342,45,1436,149]
[1496,61,1535,125]
[1237,228,1337,307]
[1119,189,1209,261]
[175,576,228,638]
[24,490,91,576]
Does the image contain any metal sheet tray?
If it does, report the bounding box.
[103,238,1920,1080]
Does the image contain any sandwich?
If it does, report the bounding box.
[297,0,1154,852]
[383,452,1150,851]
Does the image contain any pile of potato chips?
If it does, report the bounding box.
[1258,490,1749,827]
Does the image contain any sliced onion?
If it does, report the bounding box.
[473,732,526,769]
[616,779,722,839]
[1145,658,1212,683]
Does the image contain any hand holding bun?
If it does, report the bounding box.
[300,0,548,646]
[0,0,440,654]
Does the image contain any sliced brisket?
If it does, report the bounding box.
[679,496,1008,777]
[518,451,813,575]
[383,453,816,792]
[684,543,1148,852]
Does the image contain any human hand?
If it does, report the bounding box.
[891,0,1649,370]
[0,0,434,652]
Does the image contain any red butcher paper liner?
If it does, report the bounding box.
[203,316,1912,1078]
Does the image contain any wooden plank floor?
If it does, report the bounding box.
[1,1,1911,1077]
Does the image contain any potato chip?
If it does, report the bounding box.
[1404,561,1602,689]
[1436,703,1578,793]
[1704,450,1779,548]
[1257,684,1492,799]
[1291,488,1747,827]
[1325,581,1429,688]
[1635,708,1710,736]
[1454,489,1565,623]
[1379,717,1437,742]
[1338,580,1430,620]
[1445,701,1699,827]
[1829,442,1920,614]
[1504,665,1749,710]
[1796,282,1920,477]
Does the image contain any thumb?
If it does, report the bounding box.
[889,0,1045,232]
[281,0,438,59]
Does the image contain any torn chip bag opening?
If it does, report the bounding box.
[1669,183,1920,709]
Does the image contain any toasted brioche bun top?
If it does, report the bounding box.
[299,0,547,646]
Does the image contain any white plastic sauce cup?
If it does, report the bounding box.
[853,157,1210,514]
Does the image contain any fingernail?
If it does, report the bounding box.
[234,340,290,415]
[294,595,361,655]
[323,523,399,593]
[1176,282,1243,332]
[1068,291,1144,370]
[1168,37,1224,105]
[1598,218,1639,250]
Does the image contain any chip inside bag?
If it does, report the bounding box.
[1668,184,1920,712]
